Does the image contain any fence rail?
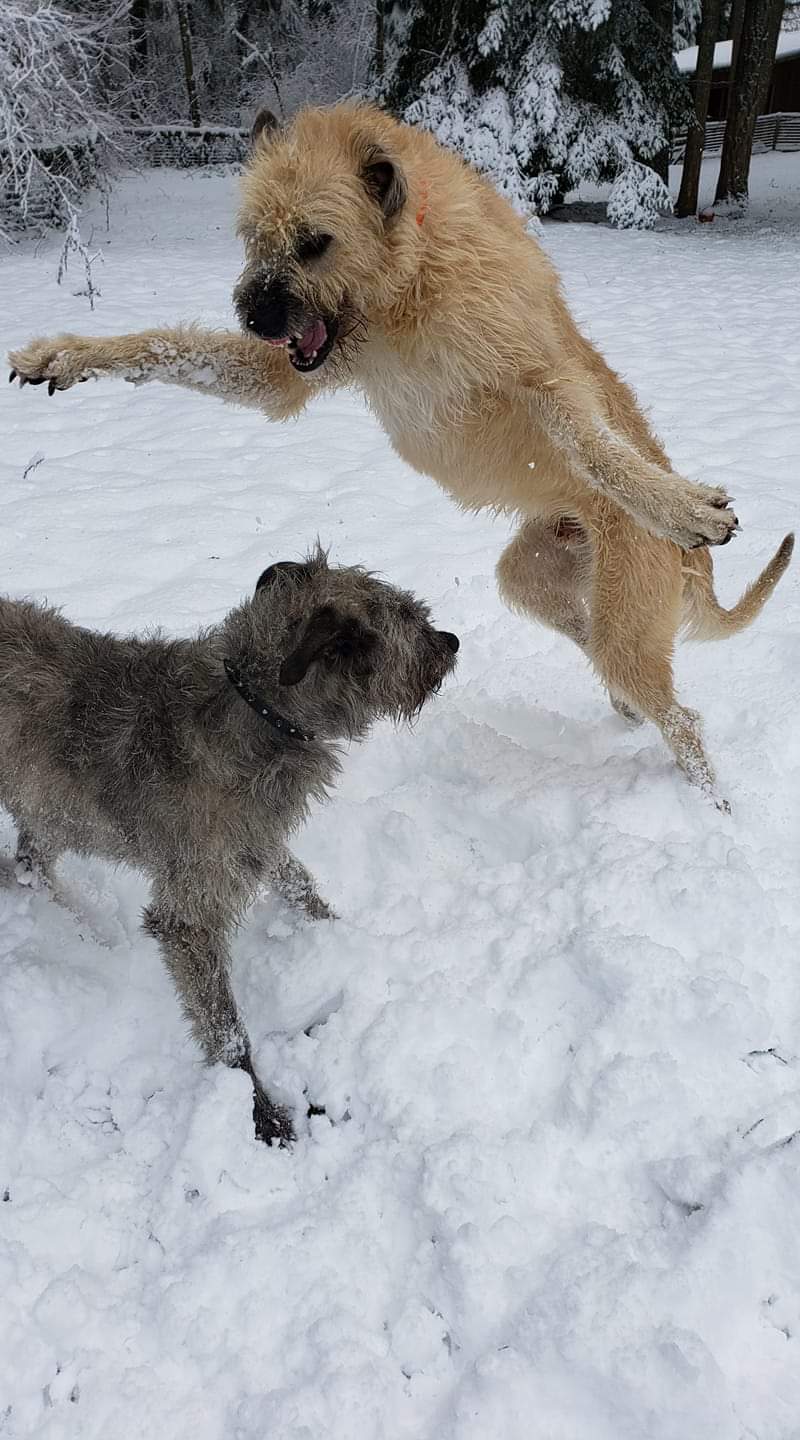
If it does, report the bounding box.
[671,110,800,162]
[127,114,800,170]
[128,114,800,170]
[126,124,249,167]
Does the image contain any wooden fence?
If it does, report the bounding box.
[125,124,248,168]
[128,116,800,170]
[671,111,800,162]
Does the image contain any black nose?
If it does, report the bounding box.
[246,279,291,340]
[441,631,459,654]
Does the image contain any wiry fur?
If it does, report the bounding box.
[0,549,458,1143]
[9,102,794,805]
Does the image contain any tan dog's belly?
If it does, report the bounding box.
[363,359,593,524]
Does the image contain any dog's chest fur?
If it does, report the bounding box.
[359,335,443,450]
[356,334,575,516]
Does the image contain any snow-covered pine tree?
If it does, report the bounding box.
[384,0,691,228]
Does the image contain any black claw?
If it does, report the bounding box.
[8,370,15,382]
[18,376,27,388]
[48,379,57,396]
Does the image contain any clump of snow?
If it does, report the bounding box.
[0,157,798,1439]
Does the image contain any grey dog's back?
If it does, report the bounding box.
[0,596,248,876]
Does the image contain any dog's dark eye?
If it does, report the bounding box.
[296,232,332,262]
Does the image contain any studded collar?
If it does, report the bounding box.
[223,660,314,743]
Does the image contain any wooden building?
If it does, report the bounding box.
[676,29,800,120]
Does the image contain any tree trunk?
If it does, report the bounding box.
[725,0,747,116]
[753,0,782,111]
[176,0,201,127]
[127,0,149,118]
[375,0,385,79]
[675,0,724,216]
[714,0,783,204]
[129,0,149,73]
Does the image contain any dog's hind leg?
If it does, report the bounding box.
[267,847,336,921]
[497,517,591,650]
[143,892,294,1144]
[608,694,644,725]
[602,652,722,803]
[498,517,639,721]
[15,827,57,889]
[589,526,728,810]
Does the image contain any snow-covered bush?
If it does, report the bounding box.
[0,0,126,236]
[607,160,672,227]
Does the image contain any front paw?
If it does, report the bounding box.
[253,1086,295,1146]
[655,480,739,550]
[9,335,94,394]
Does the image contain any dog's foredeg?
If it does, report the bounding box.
[9,103,793,806]
[0,549,459,1143]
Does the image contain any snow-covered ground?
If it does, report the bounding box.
[1,151,798,1440]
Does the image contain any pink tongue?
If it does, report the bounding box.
[297,317,327,357]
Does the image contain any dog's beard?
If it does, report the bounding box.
[323,308,367,380]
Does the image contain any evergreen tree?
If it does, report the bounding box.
[384,0,691,228]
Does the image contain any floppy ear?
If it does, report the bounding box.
[279,606,378,686]
[361,149,407,221]
[251,108,279,149]
[255,560,303,595]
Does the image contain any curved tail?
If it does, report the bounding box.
[682,532,794,641]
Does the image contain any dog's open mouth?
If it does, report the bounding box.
[266,316,339,373]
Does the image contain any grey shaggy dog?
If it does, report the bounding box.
[0,548,459,1144]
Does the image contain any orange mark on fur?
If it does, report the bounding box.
[416,182,429,227]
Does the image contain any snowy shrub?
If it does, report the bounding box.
[607,162,673,228]
[0,1,129,235]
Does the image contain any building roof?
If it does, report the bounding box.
[676,29,800,74]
